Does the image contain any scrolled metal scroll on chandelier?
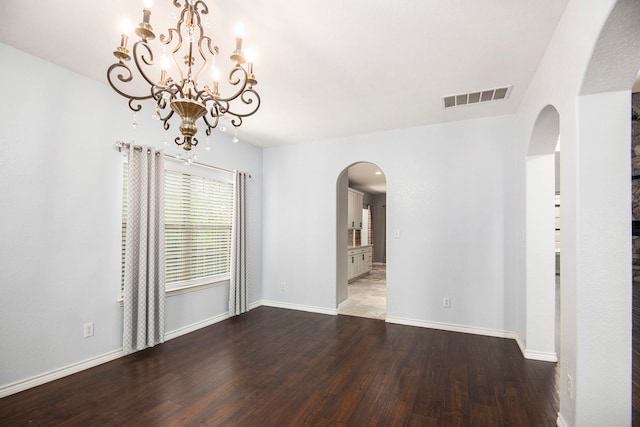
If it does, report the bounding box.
[107,0,260,152]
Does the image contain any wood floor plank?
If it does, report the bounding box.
[0,307,559,426]
[345,381,392,426]
[376,398,412,426]
[469,402,501,427]
[408,412,439,427]
[493,380,532,426]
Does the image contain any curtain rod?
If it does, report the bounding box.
[115,141,251,178]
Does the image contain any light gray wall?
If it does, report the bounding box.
[361,191,374,208]
[0,43,263,390]
[516,0,635,423]
[262,115,519,332]
[555,151,561,193]
[336,170,349,306]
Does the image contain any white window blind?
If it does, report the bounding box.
[121,160,234,291]
[164,167,233,287]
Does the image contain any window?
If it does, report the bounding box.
[121,160,234,292]
[164,165,234,288]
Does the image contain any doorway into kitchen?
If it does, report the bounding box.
[526,105,560,362]
[335,162,387,320]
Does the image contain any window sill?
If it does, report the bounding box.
[167,278,230,296]
[117,278,230,306]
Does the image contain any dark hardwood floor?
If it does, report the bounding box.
[0,307,558,426]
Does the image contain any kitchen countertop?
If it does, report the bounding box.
[348,245,373,250]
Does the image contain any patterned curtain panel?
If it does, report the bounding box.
[229,171,249,316]
[123,145,165,354]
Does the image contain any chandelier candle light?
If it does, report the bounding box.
[108,0,260,152]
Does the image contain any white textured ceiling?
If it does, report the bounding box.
[0,0,570,147]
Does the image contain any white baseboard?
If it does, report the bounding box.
[385,316,517,340]
[514,332,558,362]
[386,316,558,362]
[164,311,231,341]
[556,413,568,427]
[0,307,254,399]
[515,333,527,355]
[0,349,124,399]
[259,304,551,361]
[1,304,554,399]
[523,348,558,362]
[259,300,337,316]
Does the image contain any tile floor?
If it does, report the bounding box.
[338,263,387,320]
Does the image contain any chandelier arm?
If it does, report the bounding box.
[193,1,209,14]
[156,81,185,101]
[201,114,218,133]
[190,0,217,85]
[222,89,261,119]
[174,135,186,146]
[131,40,161,89]
[171,81,187,99]
[154,101,174,122]
[215,99,231,115]
[194,35,219,85]
[106,63,154,110]
[227,115,243,128]
[127,99,143,112]
[174,135,199,148]
[205,101,221,125]
[156,109,173,123]
[216,66,251,103]
[162,111,175,130]
[134,40,154,67]
[160,2,193,84]
[152,85,175,102]
[161,27,186,84]
[151,86,179,127]
[195,90,209,107]
[205,36,220,57]
[158,28,175,49]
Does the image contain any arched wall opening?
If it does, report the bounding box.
[524,104,560,362]
[335,162,387,317]
[564,0,640,425]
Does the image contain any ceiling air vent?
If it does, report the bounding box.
[443,86,512,109]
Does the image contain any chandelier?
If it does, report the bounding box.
[107,0,260,151]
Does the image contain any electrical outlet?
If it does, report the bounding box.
[280,282,286,291]
[567,374,574,399]
[83,322,94,338]
[443,297,451,308]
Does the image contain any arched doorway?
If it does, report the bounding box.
[525,105,560,362]
[335,162,387,319]
[565,0,640,424]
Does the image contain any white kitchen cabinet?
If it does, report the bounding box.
[347,188,363,230]
[347,246,373,282]
[348,252,357,279]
